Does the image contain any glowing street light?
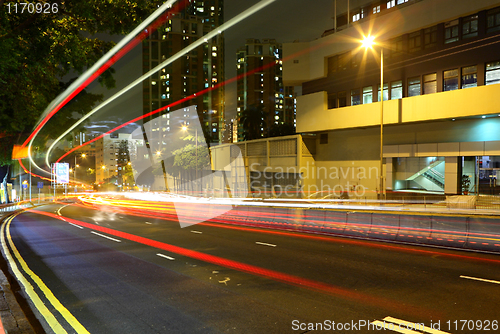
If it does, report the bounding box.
[362,35,385,199]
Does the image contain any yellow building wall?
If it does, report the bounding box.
[297,84,500,134]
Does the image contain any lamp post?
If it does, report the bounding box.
[74,153,86,193]
[182,125,199,195]
[362,35,385,200]
[101,165,109,184]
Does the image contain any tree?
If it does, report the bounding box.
[0,0,163,166]
[238,104,267,141]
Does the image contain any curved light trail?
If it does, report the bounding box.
[45,0,276,169]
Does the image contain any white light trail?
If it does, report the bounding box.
[43,0,276,170]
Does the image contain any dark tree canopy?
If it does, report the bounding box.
[238,104,267,141]
[0,0,162,165]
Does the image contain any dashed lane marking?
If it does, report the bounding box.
[255,241,277,247]
[156,253,175,260]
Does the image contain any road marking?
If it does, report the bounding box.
[156,253,175,260]
[255,241,277,247]
[90,231,121,243]
[1,213,90,334]
[376,316,450,334]
[460,275,500,285]
[145,221,152,224]
[94,221,100,225]
[190,230,202,234]
[56,204,70,216]
[69,223,84,229]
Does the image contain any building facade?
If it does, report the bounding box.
[95,133,143,187]
[236,38,295,141]
[284,0,500,198]
[142,0,224,145]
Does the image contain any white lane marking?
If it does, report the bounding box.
[255,241,276,247]
[460,275,500,285]
[381,316,450,334]
[94,221,100,225]
[156,253,175,260]
[69,223,84,229]
[90,231,121,243]
[190,230,202,234]
[145,221,152,224]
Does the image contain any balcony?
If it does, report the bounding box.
[296,84,500,133]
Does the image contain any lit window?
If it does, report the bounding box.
[391,81,403,99]
[373,5,380,14]
[387,0,395,9]
[352,13,360,22]
[462,65,477,89]
[362,86,373,104]
[408,77,421,97]
[351,89,361,106]
[443,69,459,91]
[423,73,437,94]
[486,61,500,85]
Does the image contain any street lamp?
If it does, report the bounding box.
[101,165,109,183]
[362,35,385,200]
[74,153,86,193]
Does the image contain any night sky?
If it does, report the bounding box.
[78,0,335,134]
[224,0,334,118]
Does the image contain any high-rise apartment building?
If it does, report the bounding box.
[95,133,143,185]
[236,38,295,141]
[142,0,224,145]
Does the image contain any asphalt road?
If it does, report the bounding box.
[2,201,500,334]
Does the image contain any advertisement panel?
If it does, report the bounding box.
[55,163,70,184]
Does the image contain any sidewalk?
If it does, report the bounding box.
[0,209,36,334]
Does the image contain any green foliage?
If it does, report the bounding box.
[0,0,162,165]
[462,174,471,194]
[172,144,210,172]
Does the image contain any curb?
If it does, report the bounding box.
[0,212,36,334]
